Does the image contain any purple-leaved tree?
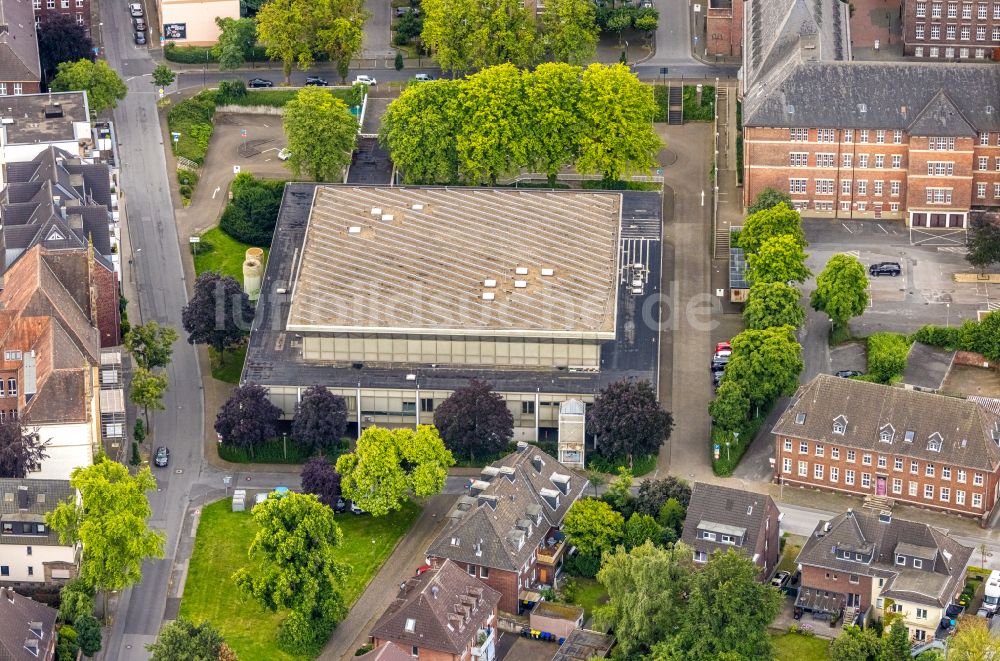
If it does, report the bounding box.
[214,384,281,458]
[432,379,513,464]
[587,380,673,467]
[291,385,347,452]
[181,272,253,364]
[300,456,341,508]
[0,421,48,478]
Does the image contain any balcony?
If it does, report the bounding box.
[471,626,495,660]
[537,537,566,565]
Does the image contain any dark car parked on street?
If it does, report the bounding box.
[835,370,863,378]
[869,262,901,277]
[134,31,146,45]
[305,76,329,86]
[248,78,274,88]
[154,446,169,467]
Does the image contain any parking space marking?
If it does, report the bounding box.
[842,223,854,233]
[877,224,889,234]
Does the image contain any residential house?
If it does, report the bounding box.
[902,0,1000,60]
[426,442,589,613]
[0,0,41,96]
[0,479,77,584]
[795,509,971,642]
[1,145,119,288]
[370,559,501,661]
[773,375,1000,523]
[680,482,781,580]
[0,587,57,660]
[0,245,108,478]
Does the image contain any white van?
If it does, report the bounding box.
[984,570,1000,613]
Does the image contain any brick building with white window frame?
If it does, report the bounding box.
[772,375,1000,525]
[32,0,90,34]
[903,0,1000,60]
[0,0,41,96]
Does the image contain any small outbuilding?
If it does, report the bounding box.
[530,601,584,641]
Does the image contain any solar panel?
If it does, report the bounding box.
[730,246,749,289]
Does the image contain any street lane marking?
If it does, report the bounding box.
[212,186,221,199]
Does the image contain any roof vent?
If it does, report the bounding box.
[514,280,527,288]
[483,279,497,288]
[380,214,393,222]
[858,103,867,113]
[482,292,495,301]
[44,103,63,118]
[370,207,381,215]
[515,267,529,275]
[412,203,424,210]
[987,106,994,115]
[541,268,554,276]
[348,226,361,234]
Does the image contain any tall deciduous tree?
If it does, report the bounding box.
[811,253,869,330]
[541,0,598,64]
[623,512,662,550]
[214,384,282,457]
[747,187,793,215]
[653,549,781,661]
[947,616,1000,660]
[708,379,750,432]
[233,492,348,650]
[283,87,358,182]
[736,202,805,254]
[300,456,341,508]
[291,385,347,452]
[130,367,168,427]
[456,64,530,184]
[255,0,319,83]
[595,541,694,657]
[576,63,660,183]
[433,379,513,463]
[744,282,805,330]
[422,0,537,73]
[562,498,625,558]
[58,579,95,625]
[883,618,911,661]
[151,64,176,88]
[966,216,1000,275]
[724,326,803,408]
[634,476,692,513]
[50,59,127,115]
[46,455,165,620]
[318,18,365,83]
[525,63,582,186]
[336,426,454,515]
[181,272,253,362]
[146,618,227,661]
[746,233,811,285]
[37,14,93,86]
[214,17,258,70]
[587,380,673,466]
[477,0,539,68]
[75,615,102,657]
[124,321,178,370]
[379,79,463,184]
[0,421,48,478]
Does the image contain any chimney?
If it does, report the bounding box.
[516,441,528,452]
[23,351,36,398]
[532,455,544,473]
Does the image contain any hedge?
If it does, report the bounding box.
[219,173,286,246]
[711,410,768,476]
[164,42,268,64]
[867,332,911,383]
[682,85,715,122]
[913,311,1000,363]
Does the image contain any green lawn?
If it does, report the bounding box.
[209,345,246,384]
[565,576,608,622]
[777,537,803,575]
[771,632,830,660]
[193,227,267,282]
[180,498,420,660]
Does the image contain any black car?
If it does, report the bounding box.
[134,31,146,45]
[133,17,146,31]
[154,446,169,467]
[711,354,730,372]
[305,76,329,86]
[835,370,863,378]
[248,77,273,88]
[869,262,902,277]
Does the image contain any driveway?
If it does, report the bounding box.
[362,0,394,60]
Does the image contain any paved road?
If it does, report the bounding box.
[362,0,394,60]
[167,66,438,93]
[102,8,207,661]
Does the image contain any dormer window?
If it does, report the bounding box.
[914,559,923,569]
[405,618,416,633]
[879,424,894,443]
[450,537,460,547]
[896,554,905,565]
[795,413,806,425]
[832,415,848,435]
[927,432,943,452]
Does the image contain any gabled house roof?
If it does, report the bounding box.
[906,89,978,137]
[426,443,588,572]
[680,483,776,560]
[0,0,40,83]
[773,375,1000,471]
[370,559,500,656]
[355,642,412,661]
[0,588,57,661]
[796,510,972,608]
[0,478,74,546]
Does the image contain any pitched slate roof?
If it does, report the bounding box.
[680,483,775,559]
[743,61,1000,131]
[0,479,74,547]
[0,588,56,661]
[427,443,589,571]
[0,0,40,83]
[773,375,1000,471]
[370,560,500,656]
[796,510,972,608]
[355,642,412,661]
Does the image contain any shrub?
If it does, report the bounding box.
[217,79,247,102]
[167,91,217,165]
[164,43,218,64]
[912,324,961,349]
[219,173,286,246]
[564,552,602,578]
[867,332,911,383]
[682,85,715,121]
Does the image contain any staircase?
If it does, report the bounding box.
[714,227,731,260]
[667,84,683,125]
[842,606,858,630]
[862,495,894,515]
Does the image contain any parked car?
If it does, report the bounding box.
[711,354,730,371]
[278,148,292,161]
[134,31,146,45]
[248,77,274,88]
[835,370,863,378]
[153,446,169,467]
[413,73,435,82]
[348,500,366,515]
[770,571,790,589]
[395,6,419,15]
[353,75,377,86]
[715,341,732,354]
[305,76,330,86]
[869,261,901,277]
[639,0,653,7]
[129,2,143,16]
[133,17,146,31]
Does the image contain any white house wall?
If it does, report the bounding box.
[31,422,92,481]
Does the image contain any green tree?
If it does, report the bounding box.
[255,0,321,83]
[586,469,605,498]
[829,625,883,661]
[146,618,227,661]
[214,17,257,70]
[75,614,102,657]
[811,254,869,330]
[653,549,781,661]
[130,367,168,428]
[541,0,598,64]
[56,625,79,661]
[634,12,658,34]
[46,455,165,621]
[966,216,1000,274]
[478,0,539,68]
[58,579,95,625]
[457,64,530,184]
[576,63,660,183]
[524,63,582,186]
[736,202,805,254]
[867,332,911,383]
[604,466,635,515]
[744,282,805,330]
[562,498,625,558]
[283,87,358,182]
[233,492,348,651]
[335,425,454,516]
[379,79,462,184]
[724,326,803,408]
[420,0,480,73]
[151,64,176,88]
[606,9,631,46]
[747,187,793,215]
[968,309,1000,363]
[317,15,366,84]
[50,59,127,115]
[883,618,911,661]
[746,234,811,285]
[596,541,694,657]
[708,379,750,432]
[948,616,1000,661]
[394,51,404,70]
[124,321,178,370]
[656,498,685,543]
[623,512,662,550]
